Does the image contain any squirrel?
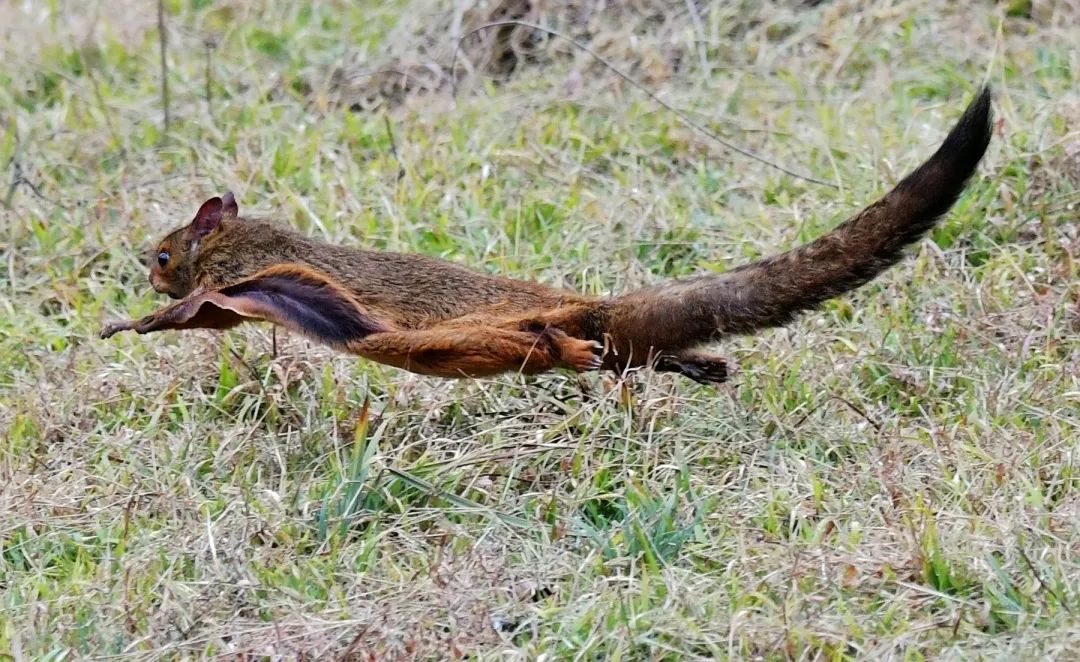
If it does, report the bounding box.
[101,86,993,385]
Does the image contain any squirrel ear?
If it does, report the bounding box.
[221,191,239,219]
[192,196,224,238]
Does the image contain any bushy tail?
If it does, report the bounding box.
[605,86,993,358]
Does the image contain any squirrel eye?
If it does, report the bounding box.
[157,250,170,267]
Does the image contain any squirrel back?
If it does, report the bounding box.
[146,198,591,328]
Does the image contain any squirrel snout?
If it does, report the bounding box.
[148,272,181,299]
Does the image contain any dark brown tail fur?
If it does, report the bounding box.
[604,87,993,359]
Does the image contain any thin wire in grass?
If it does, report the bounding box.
[449,20,838,189]
[4,157,67,211]
[1017,543,1074,615]
[157,0,170,137]
[384,114,406,182]
[792,394,882,432]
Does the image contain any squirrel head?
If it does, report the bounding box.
[149,192,239,299]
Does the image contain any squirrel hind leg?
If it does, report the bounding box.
[346,325,603,379]
[654,350,729,386]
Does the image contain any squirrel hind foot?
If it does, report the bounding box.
[537,328,604,373]
[560,339,604,372]
[655,352,729,386]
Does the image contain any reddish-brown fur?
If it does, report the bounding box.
[104,87,993,385]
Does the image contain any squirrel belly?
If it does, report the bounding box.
[102,87,992,385]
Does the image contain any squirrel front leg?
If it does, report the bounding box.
[100,295,245,338]
[101,264,391,351]
[346,326,603,378]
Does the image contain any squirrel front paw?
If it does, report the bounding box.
[100,320,137,339]
[100,311,163,339]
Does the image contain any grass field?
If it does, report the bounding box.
[2,0,1079,658]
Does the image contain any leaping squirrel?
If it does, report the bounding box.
[101,87,993,385]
